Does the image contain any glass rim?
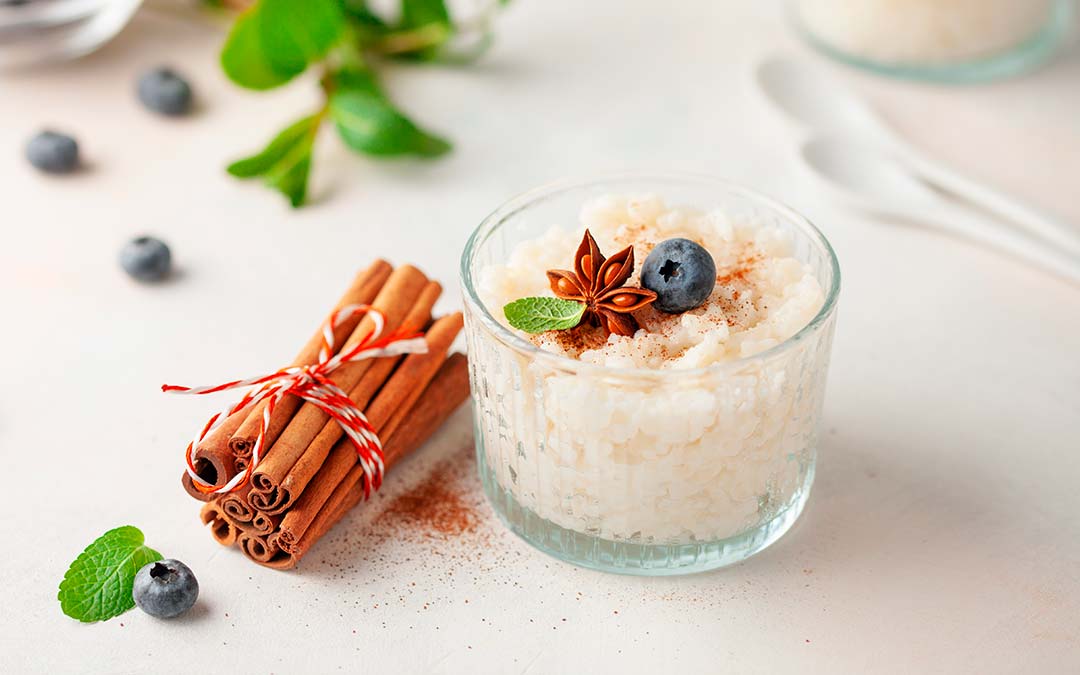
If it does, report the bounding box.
[459,171,842,381]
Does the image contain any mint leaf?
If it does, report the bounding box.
[58,526,162,623]
[227,114,321,207]
[219,7,287,90]
[401,0,450,29]
[342,2,388,28]
[221,0,345,91]
[329,90,450,157]
[504,297,585,334]
[355,0,452,62]
[227,114,318,176]
[325,66,381,98]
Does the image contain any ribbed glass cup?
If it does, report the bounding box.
[460,174,841,575]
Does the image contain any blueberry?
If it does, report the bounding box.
[120,236,172,282]
[132,559,199,619]
[25,130,79,174]
[641,238,717,313]
[137,67,193,116]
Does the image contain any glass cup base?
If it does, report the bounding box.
[477,438,816,576]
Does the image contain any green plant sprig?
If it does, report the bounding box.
[221,0,505,207]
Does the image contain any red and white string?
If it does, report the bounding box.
[163,305,427,496]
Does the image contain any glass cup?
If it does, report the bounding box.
[460,173,841,575]
[0,0,142,70]
[790,0,1074,83]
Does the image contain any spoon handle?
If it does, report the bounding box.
[900,150,1080,257]
[936,204,1080,287]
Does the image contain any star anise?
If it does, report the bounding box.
[546,230,657,336]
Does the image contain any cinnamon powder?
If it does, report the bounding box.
[380,458,479,537]
[716,253,762,286]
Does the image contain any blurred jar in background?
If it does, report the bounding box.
[791,0,1075,82]
[0,0,143,70]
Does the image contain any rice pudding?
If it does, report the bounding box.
[462,178,839,574]
[795,0,1057,65]
[482,194,824,369]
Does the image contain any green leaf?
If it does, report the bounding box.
[221,0,345,91]
[504,297,586,334]
[58,526,162,623]
[400,0,450,29]
[325,66,382,98]
[393,0,451,60]
[227,114,318,177]
[341,0,388,28]
[329,90,450,157]
[220,7,288,90]
[227,114,321,207]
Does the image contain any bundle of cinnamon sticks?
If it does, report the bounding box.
[189,261,470,569]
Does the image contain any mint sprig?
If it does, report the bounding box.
[219,0,503,207]
[227,113,322,207]
[220,0,345,91]
[330,89,451,157]
[504,297,586,334]
[58,526,162,623]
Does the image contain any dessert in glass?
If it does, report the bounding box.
[460,174,840,575]
[790,0,1074,83]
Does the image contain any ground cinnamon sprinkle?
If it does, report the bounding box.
[716,253,762,286]
[380,465,479,537]
[542,323,608,355]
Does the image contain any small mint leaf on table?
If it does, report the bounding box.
[227,113,321,207]
[504,297,586,334]
[58,526,162,623]
[329,89,450,157]
[221,0,345,91]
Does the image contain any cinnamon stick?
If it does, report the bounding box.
[287,464,366,563]
[220,489,256,524]
[200,501,239,547]
[364,313,465,442]
[381,353,470,472]
[274,349,469,559]
[272,441,357,553]
[234,354,469,569]
[228,260,393,463]
[285,356,471,560]
[180,410,246,502]
[250,282,442,515]
[250,510,282,537]
[237,531,280,564]
[247,266,430,507]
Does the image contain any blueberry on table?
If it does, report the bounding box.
[132,559,199,619]
[137,67,193,116]
[25,130,79,174]
[641,238,717,313]
[119,236,172,282]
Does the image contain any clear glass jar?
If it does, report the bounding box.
[460,174,841,575]
[791,0,1075,83]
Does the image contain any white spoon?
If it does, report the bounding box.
[801,135,1080,286]
[756,55,1080,256]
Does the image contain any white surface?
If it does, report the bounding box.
[2,1,1079,673]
